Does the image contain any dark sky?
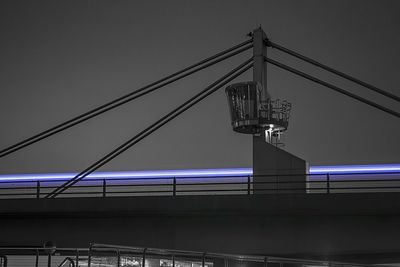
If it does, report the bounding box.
[0,0,399,174]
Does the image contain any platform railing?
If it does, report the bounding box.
[0,244,375,267]
[87,243,374,267]
[0,172,399,199]
[0,247,88,267]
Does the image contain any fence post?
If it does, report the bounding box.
[117,249,121,267]
[35,249,39,267]
[327,173,330,194]
[87,244,93,267]
[75,249,79,267]
[173,177,177,196]
[142,248,147,267]
[36,181,40,199]
[202,252,206,267]
[102,179,106,197]
[247,176,251,195]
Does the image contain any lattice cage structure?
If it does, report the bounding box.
[225,82,291,145]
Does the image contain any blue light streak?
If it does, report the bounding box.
[0,168,253,182]
[309,164,400,174]
[0,164,398,182]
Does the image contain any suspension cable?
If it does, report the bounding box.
[45,58,254,198]
[0,39,253,159]
[265,57,400,118]
[268,41,400,102]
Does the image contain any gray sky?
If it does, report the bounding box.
[0,0,399,174]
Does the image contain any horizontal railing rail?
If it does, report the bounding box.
[0,171,399,199]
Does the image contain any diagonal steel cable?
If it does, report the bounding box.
[269,40,400,102]
[0,39,253,159]
[265,57,400,118]
[45,58,254,198]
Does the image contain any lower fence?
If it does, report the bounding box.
[0,243,373,267]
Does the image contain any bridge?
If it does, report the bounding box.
[1,165,400,266]
[1,189,400,265]
[0,25,399,267]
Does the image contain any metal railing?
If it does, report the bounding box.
[0,247,88,267]
[0,172,399,199]
[0,243,376,267]
[89,243,375,267]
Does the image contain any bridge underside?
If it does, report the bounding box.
[1,193,400,264]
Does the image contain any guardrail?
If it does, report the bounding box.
[0,243,374,267]
[87,243,373,267]
[0,247,88,267]
[0,172,399,199]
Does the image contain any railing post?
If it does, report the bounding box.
[35,249,39,267]
[202,252,206,267]
[142,248,147,267]
[102,179,106,197]
[36,181,41,199]
[75,249,79,267]
[172,255,175,267]
[117,249,121,267]
[173,177,177,196]
[247,176,251,195]
[327,173,330,194]
[47,254,52,267]
[88,244,93,267]
[264,257,268,267]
